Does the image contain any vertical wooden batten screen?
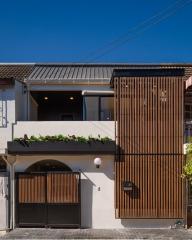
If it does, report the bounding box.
[18,174,46,203]
[47,173,79,203]
[18,173,80,204]
[113,73,185,219]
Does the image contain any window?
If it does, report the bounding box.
[185,103,192,121]
[84,95,114,121]
[84,96,99,120]
[100,96,114,120]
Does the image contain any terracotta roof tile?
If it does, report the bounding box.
[0,64,34,81]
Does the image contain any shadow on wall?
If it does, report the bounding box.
[95,166,114,180]
[0,90,8,128]
[90,121,115,140]
[120,219,177,228]
[80,156,114,180]
[81,178,93,228]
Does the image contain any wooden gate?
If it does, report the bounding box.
[16,172,81,228]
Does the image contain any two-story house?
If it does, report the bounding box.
[0,63,192,230]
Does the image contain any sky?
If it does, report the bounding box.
[0,0,192,63]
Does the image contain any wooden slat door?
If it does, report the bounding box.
[47,172,79,203]
[46,172,80,227]
[16,172,81,227]
[16,173,46,226]
[18,174,46,204]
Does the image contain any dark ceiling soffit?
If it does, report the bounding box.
[0,78,15,87]
[112,68,185,77]
[26,78,110,82]
[110,68,185,86]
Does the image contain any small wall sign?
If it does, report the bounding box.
[122,181,134,191]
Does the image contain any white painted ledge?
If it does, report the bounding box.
[13,121,115,140]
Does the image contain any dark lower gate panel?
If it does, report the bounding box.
[47,204,80,227]
[16,172,81,228]
[17,203,46,227]
[46,172,80,227]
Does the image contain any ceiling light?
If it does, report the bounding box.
[44,96,48,100]
[70,96,74,100]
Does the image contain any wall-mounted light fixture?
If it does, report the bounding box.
[94,157,102,168]
[44,96,48,100]
[69,96,74,100]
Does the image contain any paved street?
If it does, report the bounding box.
[1,228,192,239]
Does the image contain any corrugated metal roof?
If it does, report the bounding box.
[0,63,191,85]
[25,63,192,85]
[25,64,156,84]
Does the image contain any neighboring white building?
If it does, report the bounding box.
[0,63,191,230]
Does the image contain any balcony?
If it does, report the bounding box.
[28,91,114,121]
[13,121,115,140]
[11,121,115,155]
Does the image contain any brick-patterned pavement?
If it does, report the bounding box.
[1,228,192,239]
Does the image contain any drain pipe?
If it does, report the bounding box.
[1,155,16,230]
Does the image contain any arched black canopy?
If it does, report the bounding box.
[25,159,72,172]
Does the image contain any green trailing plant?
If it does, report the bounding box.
[182,142,192,185]
[14,134,112,144]
[100,136,112,143]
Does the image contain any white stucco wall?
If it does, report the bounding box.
[15,155,118,228]
[0,87,15,154]
[15,81,27,121]
[14,155,179,229]
[29,85,113,92]
[0,173,9,230]
[0,81,28,154]
[13,121,115,140]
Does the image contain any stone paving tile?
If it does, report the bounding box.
[1,228,192,239]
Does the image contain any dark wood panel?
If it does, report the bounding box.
[115,154,185,219]
[18,174,46,203]
[47,173,79,203]
[114,76,184,154]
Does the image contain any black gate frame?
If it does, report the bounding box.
[15,172,81,228]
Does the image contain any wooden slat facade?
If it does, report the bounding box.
[18,174,46,203]
[114,75,185,219]
[18,172,80,204]
[47,173,79,203]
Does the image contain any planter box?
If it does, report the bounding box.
[7,141,116,154]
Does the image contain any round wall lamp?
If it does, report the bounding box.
[94,157,102,168]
